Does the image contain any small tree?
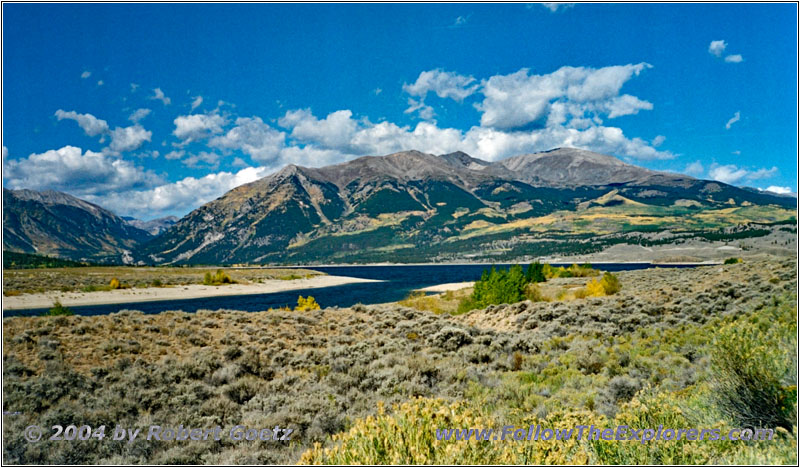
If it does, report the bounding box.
[525,261,546,283]
[46,300,74,316]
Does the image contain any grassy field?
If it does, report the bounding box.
[2,257,795,464]
[2,266,323,296]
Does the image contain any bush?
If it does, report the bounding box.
[203,269,235,285]
[710,298,796,431]
[296,296,321,311]
[109,278,121,289]
[45,300,73,316]
[724,257,742,264]
[600,272,621,295]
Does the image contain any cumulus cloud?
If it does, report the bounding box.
[173,113,226,143]
[708,163,778,185]
[402,69,479,118]
[764,186,793,195]
[191,96,203,111]
[725,111,740,130]
[128,108,151,123]
[109,125,152,153]
[476,63,652,130]
[403,69,479,102]
[210,116,286,164]
[709,40,743,63]
[275,106,672,162]
[3,145,160,196]
[85,166,274,219]
[55,109,109,136]
[150,88,171,105]
[708,40,727,57]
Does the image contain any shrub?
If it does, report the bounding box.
[296,295,321,311]
[710,298,796,431]
[525,283,549,302]
[109,278,121,289]
[203,269,235,285]
[724,257,742,264]
[600,272,621,295]
[45,300,73,316]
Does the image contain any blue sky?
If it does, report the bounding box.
[2,3,797,219]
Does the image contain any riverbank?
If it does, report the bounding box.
[2,275,382,310]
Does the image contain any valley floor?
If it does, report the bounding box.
[2,256,796,464]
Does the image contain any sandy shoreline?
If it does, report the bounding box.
[416,282,475,292]
[2,275,382,310]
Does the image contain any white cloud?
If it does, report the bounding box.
[274,106,672,163]
[109,125,152,153]
[477,63,652,130]
[684,161,704,176]
[164,150,185,160]
[81,71,91,79]
[210,116,285,164]
[55,109,109,136]
[173,113,226,143]
[2,146,8,159]
[651,135,666,147]
[708,163,778,185]
[97,80,104,86]
[724,54,744,63]
[86,166,274,219]
[403,69,479,102]
[150,87,171,105]
[3,145,160,196]
[191,96,203,111]
[130,83,139,92]
[373,88,382,95]
[605,94,653,118]
[708,40,727,57]
[725,111,740,129]
[541,3,575,12]
[183,151,220,169]
[451,15,469,28]
[280,109,359,149]
[764,186,793,195]
[128,108,151,123]
[404,99,435,120]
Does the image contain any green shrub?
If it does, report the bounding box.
[600,272,621,295]
[203,269,235,285]
[45,300,74,316]
[710,297,796,431]
[724,257,742,264]
[525,261,546,283]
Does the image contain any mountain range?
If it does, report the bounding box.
[3,148,795,265]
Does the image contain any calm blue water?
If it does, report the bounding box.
[4,263,700,317]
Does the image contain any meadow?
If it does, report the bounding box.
[2,258,796,464]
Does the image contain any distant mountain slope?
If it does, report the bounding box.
[123,216,179,235]
[140,148,796,265]
[3,188,151,263]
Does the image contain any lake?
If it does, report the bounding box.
[4,263,701,317]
